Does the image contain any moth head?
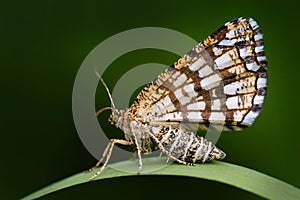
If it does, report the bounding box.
[108,110,121,125]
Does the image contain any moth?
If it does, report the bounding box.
[88,17,267,180]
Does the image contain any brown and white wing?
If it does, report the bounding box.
[130,17,267,131]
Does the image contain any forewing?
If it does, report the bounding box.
[130,17,267,131]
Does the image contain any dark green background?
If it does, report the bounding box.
[2,0,300,199]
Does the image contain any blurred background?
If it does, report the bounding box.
[2,0,300,199]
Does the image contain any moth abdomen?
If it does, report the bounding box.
[154,126,226,164]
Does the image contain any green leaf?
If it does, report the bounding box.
[21,158,300,200]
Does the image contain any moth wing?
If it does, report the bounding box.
[130,17,267,131]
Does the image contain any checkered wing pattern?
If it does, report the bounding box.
[130,17,267,131]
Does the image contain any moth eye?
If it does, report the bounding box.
[112,115,118,123]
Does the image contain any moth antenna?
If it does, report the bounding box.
[94,69,116,109]
[96,107,112,117]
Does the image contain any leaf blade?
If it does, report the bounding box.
[21,158,300,200]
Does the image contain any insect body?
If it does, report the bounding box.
[111,108,225,162]
[88,17,267,180]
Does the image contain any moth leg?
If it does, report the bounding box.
[89,139,132,181]
[166,157,170,163]
[87,141,112,173]
[146,131,188,165]
[131,131,143,174]
[158,152,163,158]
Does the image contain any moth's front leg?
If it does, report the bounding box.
[89,139,133,181]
